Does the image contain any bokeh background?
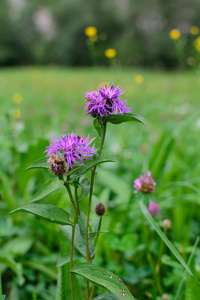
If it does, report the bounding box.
[1,0,200,68]
[1,1,200,300]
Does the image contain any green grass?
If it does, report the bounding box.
[0,67,200,300]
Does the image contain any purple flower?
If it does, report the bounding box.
[134,171,156,194]
[84,83,131,117]
[45,133,96,169]
[148,200,160,216]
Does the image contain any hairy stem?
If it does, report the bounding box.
[75,186,80,216]
[85,121,107,299]
[64,179,78,300]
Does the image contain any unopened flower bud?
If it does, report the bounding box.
[95,202,106,216]
[162,219,171,229]
[162,294,169,300]
[48,155,66,176]
[148,200,160,216]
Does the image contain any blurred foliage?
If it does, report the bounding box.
[1,0,200,68]
[0,67,200,299]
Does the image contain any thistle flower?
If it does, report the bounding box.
[85,83,131,117]
[95,202,106,216]
[48,154,67,176]
[148,200,160,216]
[134,171,156,194]
[45,133,96,169]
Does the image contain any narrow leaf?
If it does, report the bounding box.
[31,178,64,202]
[139,200,197,281]
[93,118,102,136]
[9,204,72,225]
[175,236,200,300]
[0,256,24,286]
[26,157,48,171]
[72,263,137,300]
[70,157,115,180]
[60,225,95,258]
[93,293,118,300]
[79,178,90,201]
[102,113,146,126]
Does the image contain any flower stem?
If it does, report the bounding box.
[75,186,80,216]
[85,121,107,299]
[64,179,78,300]
[142,214,157,292]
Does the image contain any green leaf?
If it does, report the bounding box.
[139,200,198,282]
[26,157,48,171]
[102,113,146,126]
[78,212,87,240]
[0,256,24,286]
[24,260,57,280]
[79,178,90,201]
[93,118,102,136]
[93,293,118,300]
[72,263,137,300]
[175,236,200,300]
[70,157,115,180]
[31,178,64,202]
[9,204,72,225]
[0,296,6,300]
[60,225,95,258]
[55,262,82,300]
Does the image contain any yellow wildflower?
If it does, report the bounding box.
[100,83,106,88]
[190,26,199,35]
[14,109,21,119]
[105,48,117,59]
[169,29,181,40]
[84,26,97,37]
[193,36,200,51]
[134,75,144,84]
[89,35,98,42]
[12,93,23,104]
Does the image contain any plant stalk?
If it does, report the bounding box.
[64,179,78,300]
[85,121,107,299]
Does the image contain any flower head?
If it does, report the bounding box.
[12,93,23,104]
[105,48,117,58]
[48,154,67,175]
[148,200,160,216]
[193,36,200,51]
[134,75,144,84]
[45,133,96,169]
[134,171,156,194]
[162,294,169,300]
[190,26,199,35]
[169,29,181,40]
[162,219,171,229]
[85,83,131,117]
[84,26,97,37]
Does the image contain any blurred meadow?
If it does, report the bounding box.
[1,67,200,299]
[1,0,200,299]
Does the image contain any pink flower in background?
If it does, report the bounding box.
[162,219,171,229]
[134,171,156,194]
[148,200,160,216]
